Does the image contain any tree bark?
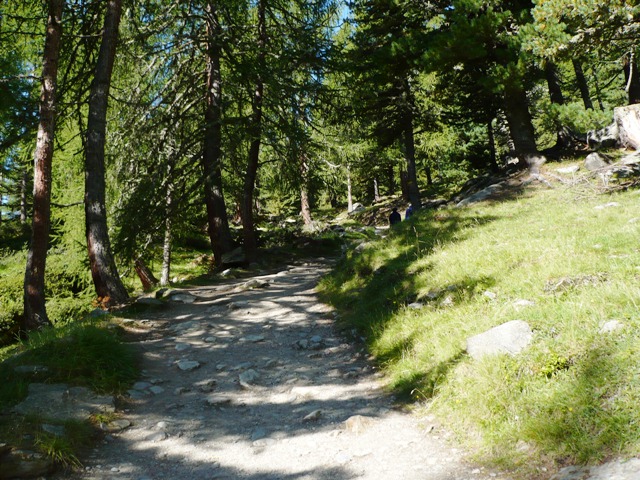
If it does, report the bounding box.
[402,79,421,207]
[402,110,421,207]
[160,164,173,287]
[84,0,128,306]
[503,80,538,158]
[134,258,158,291]
[23,0,64,331]
[487,119,499,172]
[545,61,564,106]
[623,50,640,105]
[572,59,594,110]
[373,178,380,202]
[241,0,266,264]
[20,169,28,224]
[300,154,312,227]
[346,166,353,212]
[203,1,233,268]
[386,164,394,195]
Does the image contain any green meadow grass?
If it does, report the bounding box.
[319,181,640,476]
[0,320,139,468]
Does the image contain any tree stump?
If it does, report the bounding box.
[134,259,159,291]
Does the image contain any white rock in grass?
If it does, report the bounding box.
[466,320,533,359]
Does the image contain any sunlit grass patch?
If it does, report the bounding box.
[319,182,640,475]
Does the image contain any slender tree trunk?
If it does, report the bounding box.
[545,61,564,106]
[84,0,128,306]
[623,50,640,105]
[503,80,538,157]
[373,178,380,202]
[300,154,312,227]
[572,59,594,110]
[487,119,499,173]
[386,164,394,195]
[346,166,353,212]
[134,258,158,291]
[402,111,420,207]
[160,165,173,287]
[593,69,605,111]
[242,0,266,264]
[402,79,421,207]
[545,61,575,150]
[20,169,28,224]
[23,0,63,331]
[203,1,233,268]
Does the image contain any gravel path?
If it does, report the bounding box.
[56,259,508,480]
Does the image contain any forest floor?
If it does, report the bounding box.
[52,258,506,480]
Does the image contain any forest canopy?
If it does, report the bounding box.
[1,0,639,335]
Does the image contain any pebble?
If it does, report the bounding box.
[242,334,266,343]
[206,394,232,407]
[133,381,153,391]
[176,360,201,371]
[251,428,267,441]
[239,369,260,388]
[149,386,165,395]
[303,409,322,422]
[148,432,167,442]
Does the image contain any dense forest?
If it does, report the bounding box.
[0,0,638,339]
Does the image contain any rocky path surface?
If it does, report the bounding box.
[57,259,506,480]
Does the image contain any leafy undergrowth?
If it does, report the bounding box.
[0,320,139,468]
[318,172,640,477]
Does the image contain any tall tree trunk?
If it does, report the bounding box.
[386,164,394,195]
[20,169,28,224]
[623,50,640,105]
[503,80,538,159]
[346,166,353,212]
[84,0,128,306]
[23,0,63,331]
[203,1,233,268]
[593,69,605,111]
[402,110,420,207]
[402,79,421,207]
[545,61,564,105]
[160,165,173,287]
[545,61,575,150]
[373,178,380,202]
[487,119,499,173]
[242,0,266,264]
[572,59,594,110]
[300,154,312,227]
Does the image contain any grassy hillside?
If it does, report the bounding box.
[319,169,640,477]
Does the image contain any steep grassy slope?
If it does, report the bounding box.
[319,175,640,476]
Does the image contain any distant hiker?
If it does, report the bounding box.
[405,204,415,220]
[389,208,401,226]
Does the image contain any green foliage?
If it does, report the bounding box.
[0,319,136,469]
[0,320,138,412]
[0,247,95,345]
[319,175,640,474]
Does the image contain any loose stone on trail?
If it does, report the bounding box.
[176,359,201,371]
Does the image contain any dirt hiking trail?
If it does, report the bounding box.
[59,259,508,480]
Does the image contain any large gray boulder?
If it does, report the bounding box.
[466,320,533,359]
[584,152,610,171]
